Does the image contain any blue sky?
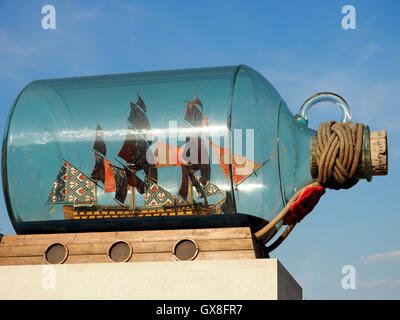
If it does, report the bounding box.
[0,0,399,299]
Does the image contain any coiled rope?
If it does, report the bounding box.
[255,120,365,249]
[316,120,364,189]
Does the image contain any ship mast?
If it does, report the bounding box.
[116,93,157,208]
[90,124,107,205]
[178,93,210,206]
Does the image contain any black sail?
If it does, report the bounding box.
[184,103,207,127]
[90,152,105,183]
[136,94,147,113]
[110,165,128,204]
[179,94,211,201]
[125,167,145,194]
[179,135,211,201]
[118,126,141,164]
[119,95,158,183]
[93,124,107,156]
[117,126,155,180]
[128,102,151,132]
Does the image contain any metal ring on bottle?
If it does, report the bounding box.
[299,92,352,123]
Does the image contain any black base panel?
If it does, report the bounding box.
[12,213,268,235]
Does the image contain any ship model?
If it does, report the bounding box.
[46,93,259,220]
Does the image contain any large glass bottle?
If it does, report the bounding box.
[2,65,317,234]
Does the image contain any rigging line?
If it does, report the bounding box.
[233,149,281,188]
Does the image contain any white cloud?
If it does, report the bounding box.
[361,250,400,263]
[357,279,400,288]
[72,10,99,21]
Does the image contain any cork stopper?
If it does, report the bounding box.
[370,130,388,175]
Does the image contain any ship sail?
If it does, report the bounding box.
[118,94,158,183]
[184,95,208,127]
[124,166,145,194]
[136,93,147,113]
[93,123,107,156]
[178,94,211,202]
[103,157,117,193]
[208,140,260,184]
[118,125,147,166]
[144,181,182,206]
[90,150,116,193]
[47,160,95,204]
[194,174,222,198]
[128,96,151,132]
[91,152,105,183]
[109,165,128,204]
[114,159,145,195]
[90,124,107,183]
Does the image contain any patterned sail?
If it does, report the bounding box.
[144,182,183,206]
[47,161,95,203]
[194,175,223,198]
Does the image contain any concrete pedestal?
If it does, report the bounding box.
[0,258,302,300]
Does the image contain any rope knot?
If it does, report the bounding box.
[315,120,364,190]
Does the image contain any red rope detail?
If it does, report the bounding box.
[283,186,325,225]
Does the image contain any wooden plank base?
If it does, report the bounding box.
[0,227,257,266]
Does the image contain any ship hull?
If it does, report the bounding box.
[63,203,217,219]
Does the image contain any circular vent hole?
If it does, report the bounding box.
[174,239,198,261]
[44,243,68,264]
[108,241,132,262]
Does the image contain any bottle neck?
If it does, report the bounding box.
[277,102,316,204]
